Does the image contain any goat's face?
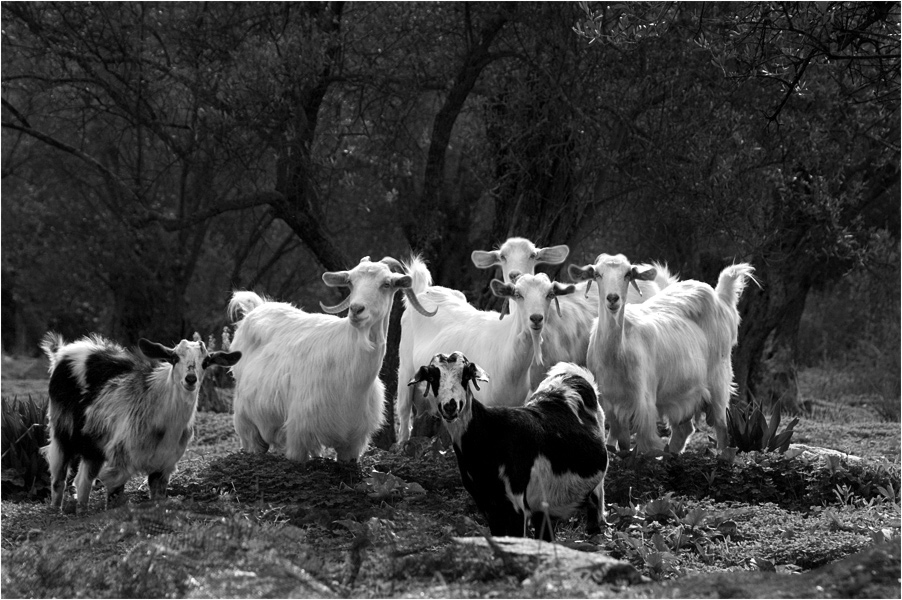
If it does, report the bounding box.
[471,237,570,283]
[138,339,242,393]
[568,254,657,316]
[490,273,575,364]
[321,257,413,329]
[408,351,489,422]
[490,273,575,333]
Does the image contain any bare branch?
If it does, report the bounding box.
[1,120,140,202]
[146,191,284,231]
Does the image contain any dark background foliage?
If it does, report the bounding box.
[2,2,899,441]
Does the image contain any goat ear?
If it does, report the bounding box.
[322,271,351,287]
[568,264,595,282]
[536,244,570,265]
[390,274,413,289]
[203,351,242,369]
[553,282,576,296]
[471,249,500,269]
[407,366,434,396]
[629,265,658,282]
[463,361,489,391]
[138,339,177,363]
[489,279,514,298]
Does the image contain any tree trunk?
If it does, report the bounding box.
[373,296,404,449]
[733,250,814,412]
[404,10,509,275]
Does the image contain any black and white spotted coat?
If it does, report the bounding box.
[409,352,608,541]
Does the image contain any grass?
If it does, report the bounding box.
[1,358,899,598]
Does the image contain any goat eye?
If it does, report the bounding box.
[531,252,538,259]
[382,281,391,288]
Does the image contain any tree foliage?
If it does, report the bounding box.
[2,2,898,420]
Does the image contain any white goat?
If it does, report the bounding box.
[395,255,575,445]
[569,254,756,454]
[472,237,673,387]
[40,333,241,511]
[229,256,435,462]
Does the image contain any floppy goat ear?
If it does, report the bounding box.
[462,361,489,392]
[408,365,440,398]
[202,351,242,370]
[552,282,576,318]
[567,264,597,297]
[627,265,657,297]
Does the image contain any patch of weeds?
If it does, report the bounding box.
[605,494,748,579]
[604,448,900,511]
[2,503,335,599]
[355,470,427,500]
[1,395,50,501]
[727,399,798,453]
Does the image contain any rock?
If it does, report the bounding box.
[786,443,862,463]
[452,535,645,585]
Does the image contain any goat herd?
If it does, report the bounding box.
[38,237,756,541]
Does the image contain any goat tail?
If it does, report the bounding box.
[715,263,758,308]
[402,254,433,296]
[651,262,679,289]
[40,331,66,372]
[229,291,266,323]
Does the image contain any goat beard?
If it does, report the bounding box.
[530,328,544,365]
[354,317,388,353]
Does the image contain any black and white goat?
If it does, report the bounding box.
[395,255,576,445]
[409,352,608,541]
[40,333,241,511]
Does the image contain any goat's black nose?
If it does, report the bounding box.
[350,304,365,316]
[530,314,543,325]
[186,373,197,385]
[509,270,522,282]
[606,294,620,304]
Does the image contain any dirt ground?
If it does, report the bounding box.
[2,360,900,598]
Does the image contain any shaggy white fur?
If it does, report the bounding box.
[395,255,574,445]
[570,253,756,454]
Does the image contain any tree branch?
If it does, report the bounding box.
[2,120,140,202]
[144,191,285,231]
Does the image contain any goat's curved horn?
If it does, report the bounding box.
[381,256,437,317]
[404,288,436,317]
[380,256,406,274]
[320,296,351,314]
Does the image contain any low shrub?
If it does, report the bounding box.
[727,399,798,453]
[605,449,901,511]
[1,394,50,501]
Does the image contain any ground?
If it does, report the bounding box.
[1,356,900,598]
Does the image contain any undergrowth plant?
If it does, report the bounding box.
[727,398,798,453]
[1,394,50,500]
[606,449,900,511]
[607,493,756,578]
